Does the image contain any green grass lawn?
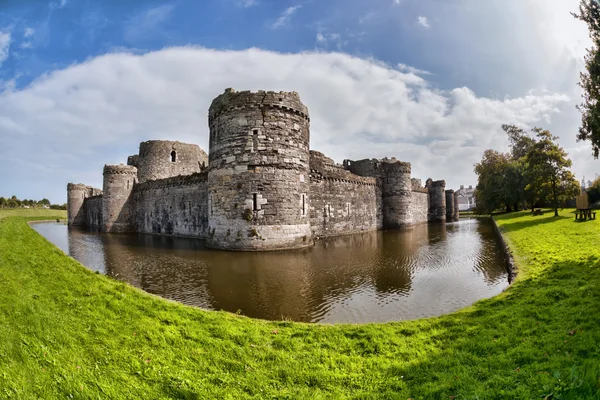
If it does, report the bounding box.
[1,209,599,399]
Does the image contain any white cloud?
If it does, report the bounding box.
[417,16,430,28]
[270,5,301,29]
[0,47,573,202]
[24,27,35,38]
[397,63,431,76]
[20,41,33,49]
[315,32,343,48]
[0,31,10,67]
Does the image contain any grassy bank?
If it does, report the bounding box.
[1,210,599,398]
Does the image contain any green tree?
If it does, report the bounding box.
[586,176,600,204]
[525,128,580,217]
[0,197,6,208]
[574,1,600,157]
[474,150,512,214]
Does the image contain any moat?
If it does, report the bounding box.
[33,218,509,323]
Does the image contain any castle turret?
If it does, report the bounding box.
[137,140,207,183]
[206,88,312,250]
[426,179,446,222]
[381,160,412,228]
[102,164,137,232]
[67,183,88,226]
[445,189,455,222]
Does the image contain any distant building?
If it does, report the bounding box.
[455,185,476,211]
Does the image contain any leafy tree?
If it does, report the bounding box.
[474,150,512,214]
[574,1,600,157]
[0,197,5,208]
[41,198,50,206]
[525,128,580,217]
[586,176,600,204]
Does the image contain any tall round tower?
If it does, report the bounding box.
[427,179,446,223]
[137,140,208,183]
[206,88,312,250]
[67,183,88,226]
[445,189,455,222]
[102,164,137,232]
[381,160,413,228]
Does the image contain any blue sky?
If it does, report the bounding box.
[0,0,597,203]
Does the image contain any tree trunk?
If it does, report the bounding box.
[553,179,558,217]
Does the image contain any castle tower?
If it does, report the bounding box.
[453,193,460,221]
[102,164,137,232]
[206,89,312,250]
[426,179,446,222]
[136,140,208,183]
[445,189,455,222]
[381,160,413,228]
[67,183,88,226]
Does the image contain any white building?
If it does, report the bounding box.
[455,185,476,211]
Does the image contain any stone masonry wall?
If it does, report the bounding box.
[206,89,312,250]
[134,173,208,238]
[445,190,455,222]
[309,151,380,237]
[410,190,429,224]
[426,179,446,222]
[83,195,103,228]
[137,140,208,183]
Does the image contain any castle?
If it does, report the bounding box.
[67,89,459,251]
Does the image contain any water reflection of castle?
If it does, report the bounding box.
[63,219,508,322]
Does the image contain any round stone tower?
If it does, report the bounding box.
[453,192,460,221]
[67,183,88,226]
[137,140,208,183]
[102,164,137,232]
[206,88,312,250]
[381,159,413,228]
[445,189,455,222]
[427,179,446,223]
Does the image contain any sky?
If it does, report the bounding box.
[0,0,597,203]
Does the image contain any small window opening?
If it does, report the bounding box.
[127,180,130,189]
[171,151,177,162]
[327,204,331,218]
[252,193,258,211]
[302,194,306,215]
[253,129,259,135]
[347,203,350,216]
[279,98,283,102]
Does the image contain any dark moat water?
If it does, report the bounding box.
[33,218,509,323]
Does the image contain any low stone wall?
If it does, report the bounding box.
[133,173,209,238]
[410,190,429,224]
[83,195,103,228]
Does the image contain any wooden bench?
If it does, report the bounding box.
[532,209,544,216]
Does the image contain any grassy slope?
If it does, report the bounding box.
[0,210,599,399]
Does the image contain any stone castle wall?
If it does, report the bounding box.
[84,195,103,228]
[309,151,380,237]
[67,88,457,251]
[133,173,209,238]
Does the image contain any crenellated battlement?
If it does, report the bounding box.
[208,88,309,124]
[103,164,138,176]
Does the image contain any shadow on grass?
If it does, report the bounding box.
[388,257,600,398]
[498,214,571,234]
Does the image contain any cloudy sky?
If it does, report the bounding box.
[0,0,597,203]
